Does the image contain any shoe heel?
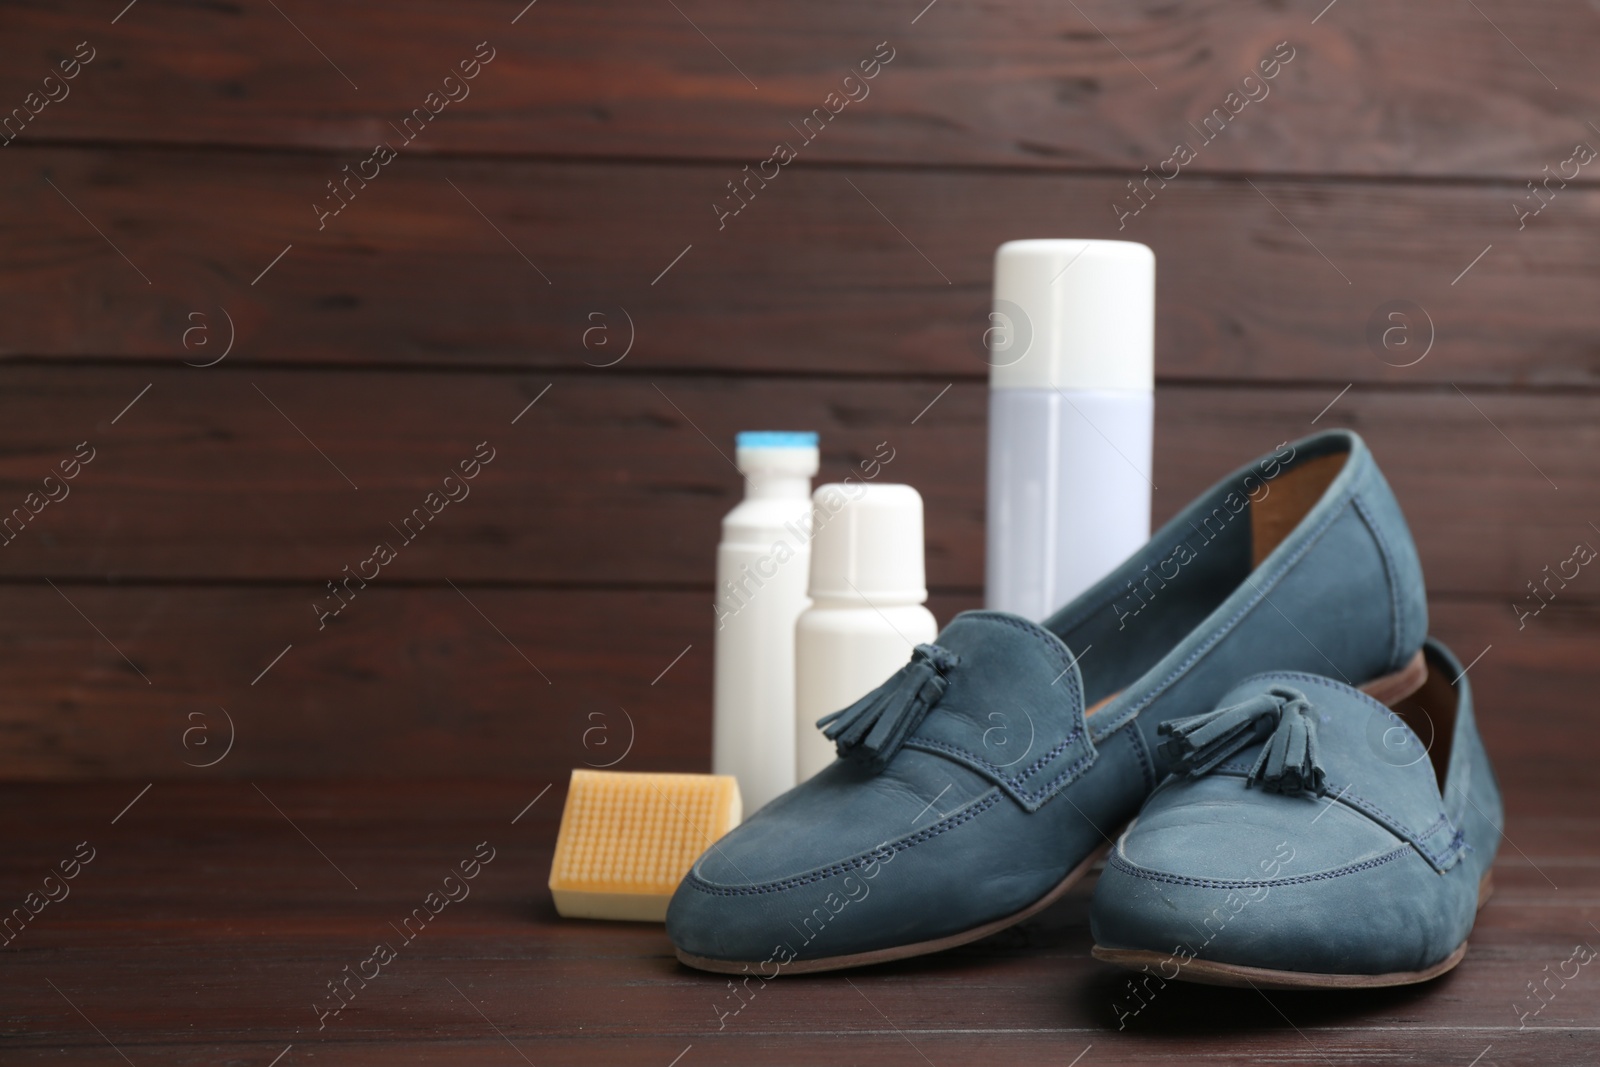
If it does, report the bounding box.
[1359,649,1428,705]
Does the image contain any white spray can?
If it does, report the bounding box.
[985,239,1155,621]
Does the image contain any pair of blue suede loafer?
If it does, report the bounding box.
[666,429,1502,989]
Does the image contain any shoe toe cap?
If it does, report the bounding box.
[666,762,1080,968]
[665,760,987,967]
[1092,796,1476,976]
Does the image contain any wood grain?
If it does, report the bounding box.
[2,0,1597,182]
[3,149,1599,383]
[0,569,1588,792]
[0,368,1593,599]
[0,781,1592,1065]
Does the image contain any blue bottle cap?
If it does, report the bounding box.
[735,431,818,449]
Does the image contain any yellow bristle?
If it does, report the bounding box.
[548,769,743,922]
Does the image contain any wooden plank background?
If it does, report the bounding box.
[5,1,1599,179]
[0,0,1595,795]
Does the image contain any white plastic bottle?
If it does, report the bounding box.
[795,483,938,783]
[985,239,1155,621]
[713,431,819,814]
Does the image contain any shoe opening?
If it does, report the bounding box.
[1250,452,1346,567]
[1386,646,1459,786]
[1053,437,1353,714]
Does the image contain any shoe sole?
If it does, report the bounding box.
[676,837,1112,975]
[676,653,1432,976]
[1090,869,1494,990]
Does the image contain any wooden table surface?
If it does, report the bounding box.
[3,779,1593,1066]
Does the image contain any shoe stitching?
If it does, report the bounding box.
[904,736,1097,808]
[1415,813,1453,844]
[1032,440,1349,638]
[1230,669,1454,855]
[1106,843,1410,890]
[1013,751,1098,806]
[1125,722,1157,794]
[908,722,1083,785]
[1243,670,1413,724]
[1190,673,1462,872]
[1198,765,1462,871]
[684,791,1004,896]
[1352,492,1406,671]
[901,611,1090,803]
[1443,743,1474,834]
[1333,791,1459,868]
[958,612,1087,705]
[1094,486,1356,743]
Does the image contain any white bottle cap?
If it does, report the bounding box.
[807,483,928,603]
[734,431,820,478]
[989,239,1154,392]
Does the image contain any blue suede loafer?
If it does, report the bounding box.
[1090,638,1502,989]
[669,429,1430,974]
